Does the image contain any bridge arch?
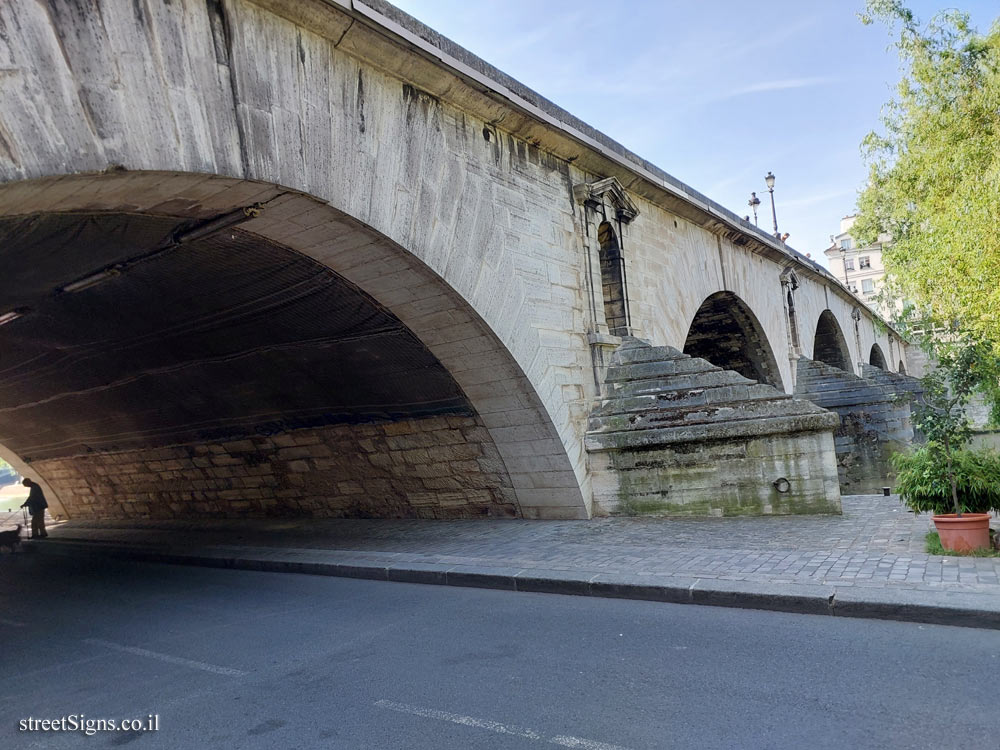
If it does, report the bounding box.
[869,344,888,370]
[1,0,601,518]
[0,173,587,520]
[812,310,853,372]
[682,291,783,389]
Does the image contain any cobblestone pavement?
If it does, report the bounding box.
[33,495,1000,594]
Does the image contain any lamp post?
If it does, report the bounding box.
[747,192,761,226]
[839,246,850,287]
[765,171,778,236]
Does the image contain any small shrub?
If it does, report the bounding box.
[892,446,1000,516]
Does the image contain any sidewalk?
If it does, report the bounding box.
[21,495,1000,629]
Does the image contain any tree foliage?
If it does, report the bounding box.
[893,339,1000,515]
[854,1,1000,346]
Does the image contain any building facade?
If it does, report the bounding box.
[823,215,891,315]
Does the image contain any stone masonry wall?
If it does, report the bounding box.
[590,431,841,517]
[32,416,518,520]
[795,359,914,493]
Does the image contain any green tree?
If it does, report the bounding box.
[893,339,1000,517]
[854,1,1000,346]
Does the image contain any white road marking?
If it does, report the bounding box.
[374,700,632,750]
[550,735,632,750]
[0,617,26,627]
[83,638,247,676]
[375,700,541,739]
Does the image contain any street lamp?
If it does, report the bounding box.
[765,171,779,236]
[747,192,761,226]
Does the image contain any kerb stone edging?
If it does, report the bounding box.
[31,539,1000,630]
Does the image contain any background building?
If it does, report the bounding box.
[823,215,891,314]
[825,217,998,430]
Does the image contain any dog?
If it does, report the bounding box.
[0,525,22,553]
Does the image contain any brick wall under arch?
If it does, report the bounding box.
[682,291,784,390]
[869,343,889,370]
[812,310,853,372]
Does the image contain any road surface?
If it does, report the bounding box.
[1,553,996,749]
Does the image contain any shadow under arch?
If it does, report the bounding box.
[812,310,853,372]
[682,291,784,390]
[0,173,587,520]
[898,359,907,375]
[869,343,888,370]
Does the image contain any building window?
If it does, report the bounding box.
[859,256,871,269]
[840,238,852,249]
[844,258,855,271]
[862,278,874,293]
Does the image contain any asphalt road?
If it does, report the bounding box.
[0,553,997,750]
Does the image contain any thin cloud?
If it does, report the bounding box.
[728,76,836,97]
[779,188,855,209]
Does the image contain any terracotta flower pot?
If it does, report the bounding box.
[932,513,992,553]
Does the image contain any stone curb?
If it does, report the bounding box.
[32,539,1000,630]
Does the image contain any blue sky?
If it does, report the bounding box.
[391,1,999,267]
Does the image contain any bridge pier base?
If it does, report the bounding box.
[794,359,921,494]
[585,339,841,517]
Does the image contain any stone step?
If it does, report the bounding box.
[591,343,837,445]
[589,397,834,434]
[606,357,724,383]
[592,383,783,416]
[860,364,924,396]
[607,369,758,397]
[798,363,860,380]
[585,410,840,452]
[799,388,889,403]
[611,340,687,365]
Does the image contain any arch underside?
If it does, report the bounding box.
[0,173,587,520]
[813,310,853,372]
[682,291,783,390]
[1,212,473,459]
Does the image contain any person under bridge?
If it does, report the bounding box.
[20,478,48,539]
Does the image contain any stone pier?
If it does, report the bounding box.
[794,359,919,493]
[586,340,841,517]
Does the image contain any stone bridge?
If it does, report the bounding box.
[0,0,916,521]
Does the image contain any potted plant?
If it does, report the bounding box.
[893,341,1000,552]
[893,447,1000,552]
